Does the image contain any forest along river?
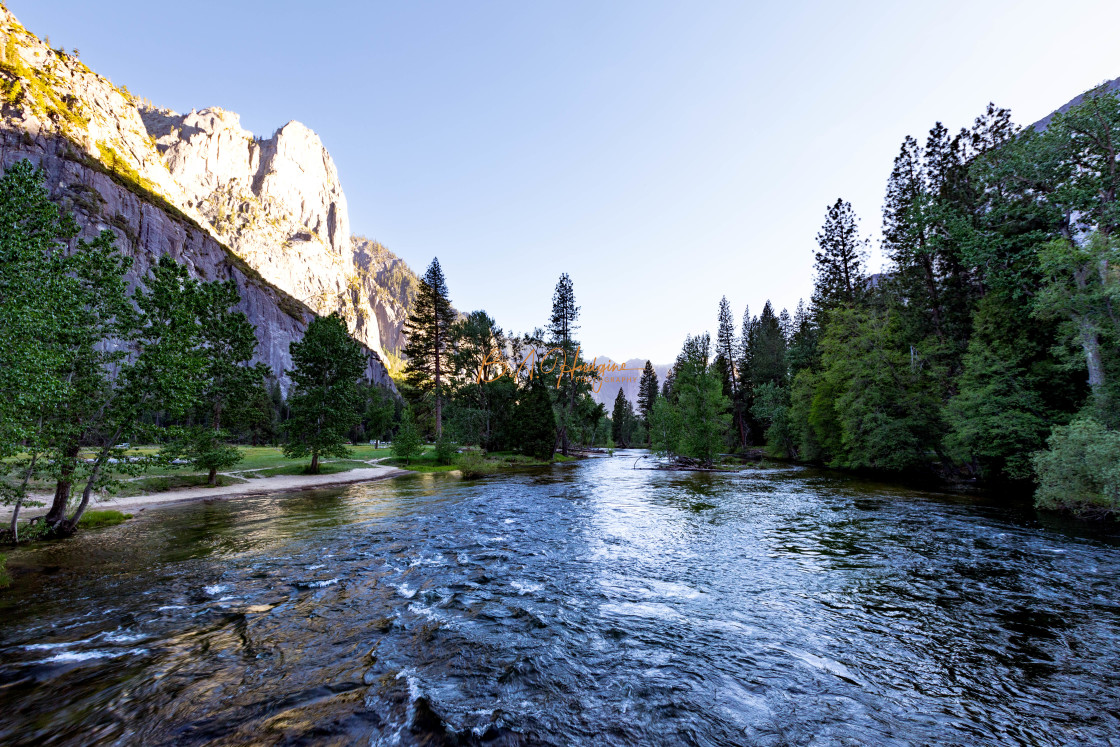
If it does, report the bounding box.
[1,452,1118,746]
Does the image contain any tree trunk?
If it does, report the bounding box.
[208,466,218,486]
[63,474,99,535]
[1078,315,1109,409]
[310,451,320,474]
[45,442,80,525]
[63,426,124,533]
[434,306,443,439]
[9,454,38,544]
[9,497,22,544]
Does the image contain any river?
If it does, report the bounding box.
[1,452,1118,746]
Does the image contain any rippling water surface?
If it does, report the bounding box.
[1,452,1119,745]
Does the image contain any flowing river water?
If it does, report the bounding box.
[1,452,1118,746]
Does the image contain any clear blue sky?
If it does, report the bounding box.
[11,1,1120,362]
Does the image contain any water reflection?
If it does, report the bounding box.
[0,455,1118,745]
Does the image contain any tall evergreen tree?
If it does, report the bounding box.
[611,388,637,447]
[715,296,747,449]
[672,334,731,465]
[786,300,819,375]
[547,273,583,455]
[812,198,867,315]
[637,360,659,441]
[748,301,788,389]
[515,374,557,461]
[403,258,455,437]
[283,313,366,474]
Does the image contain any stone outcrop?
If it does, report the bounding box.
[0,5,396,390]
[351,235,421,362]
[140,107,368,344]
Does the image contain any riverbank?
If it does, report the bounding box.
[2,464,411,519]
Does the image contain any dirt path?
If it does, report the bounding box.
[3,465,412,518]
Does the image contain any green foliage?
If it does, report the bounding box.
[637,360,659,434]
[812,198,867,314]
[654,334,731,465]
[392,408,423,464]
[611,389,639,447]
[0,161,211,534]
[648,395,679,456]
[515,375,557,461]
[433,435,457,465]
[157,274,264,482]
[747,302,787,389]
[751,382,794,458]
[457,449,490,479]
[813,307,945,471]
[448,310,515,449]
[282,313,366,474]
[360,383,397,445]
[0,38,89,132]
[402,258,455,436]
[0,553,8,588]
[76,510,132,529]
[1033,417,1120,516]
[788,369,823,462]
[943,294,1051,480]
[1034,233,1120,422]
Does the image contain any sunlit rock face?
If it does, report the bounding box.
[143,107,366,345]
[0,5,396,389]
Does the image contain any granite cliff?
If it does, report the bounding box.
[0,5,414,388]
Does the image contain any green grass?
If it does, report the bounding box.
[0,554,9,588]
[76,510,132,529]
[383,455,461,473]
[253,460,374,478]
[231,445,391,471]
[112,473,247,497]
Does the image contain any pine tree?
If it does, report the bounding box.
[786,300,819,375]
[673,334,731,466]
[547,273,581,455]
[637,360,659,440]
[715,296,747,448]
[812,198,867,315]
[516,374,557,461]
[283,313,367,474]
[749,301,787,389]
[403,258,455,437]
[611,388,635,447]
[548,272,580,350]
[732,306,759,444]
[392,406,422,464]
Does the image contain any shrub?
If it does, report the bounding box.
[392,412,422,464]
[1033,417,1120,516]
[433,436,457,465]
[457,449,489,479]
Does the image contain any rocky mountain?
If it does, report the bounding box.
[589,357,671,409]
[0,5,413,389]
[351,235,420,367]
[1030,75,1120,131]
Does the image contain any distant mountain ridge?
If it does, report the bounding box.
[589,357,671,409]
